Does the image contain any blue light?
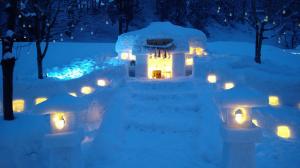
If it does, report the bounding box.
[47,59,99,80]
[46,57,124,81]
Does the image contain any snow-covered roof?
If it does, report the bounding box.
[115,22,207,54]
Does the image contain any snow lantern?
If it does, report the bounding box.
[13,99,25,112]
[36,93,88,134]
[215,86,267,129]
[97,78,109,87]
[268,95,280,107]
[115,22,207,79]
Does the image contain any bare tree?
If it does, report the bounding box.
[20,0,60,79]
[1,0,18,120]
[249,0,299,63]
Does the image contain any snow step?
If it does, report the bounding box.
[127,102,201,114]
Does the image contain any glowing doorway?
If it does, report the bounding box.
[147,52,173,79]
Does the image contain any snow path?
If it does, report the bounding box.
[86,78,222,168]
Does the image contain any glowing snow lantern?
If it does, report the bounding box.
[185,57,194,66]
[13,99,25,112]
[207,74,217,83]
[97,79,108,87]
[51,112,66,130]
[35,97,48,105]
[217,87,264,168]
[276,125,291,139]
[269,96,280,106]
[224,82,235,90]
[81,86,94,95]
[216,86,266,129]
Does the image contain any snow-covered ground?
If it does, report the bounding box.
[0,41,300,168]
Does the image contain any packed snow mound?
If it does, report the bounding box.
[115,22,207,54]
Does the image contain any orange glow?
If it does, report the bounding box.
[35,97,48,105]
[207,74,217,83]
[185,56,193,66]
[13,99,25,112]
[252,119,259,127]
[276,125,291,139]
[97,79,108,87]
[269,96,280,106]
[68,92,77,97]
[224,82,235,90]
[51,112,66,131]
[189,47,205,56]
[121,51,136,61]
[81,86,94,95]
[147,53,173,79]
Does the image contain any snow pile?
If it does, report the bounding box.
[115,22,207,54]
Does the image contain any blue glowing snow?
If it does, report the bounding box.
[46,57,124,80]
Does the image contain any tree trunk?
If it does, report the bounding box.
[1,57,15,120]
[255,23,263,64]
[1,0,18,120]
[118,16,123,35]
[36,41,44,79]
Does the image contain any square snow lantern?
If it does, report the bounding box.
[207,74,217,83]
[49,111,75,134]
[224,106,252,129]
[269,96,280,106]
[13,99,25,112]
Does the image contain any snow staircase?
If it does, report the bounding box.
[119,79,205,167]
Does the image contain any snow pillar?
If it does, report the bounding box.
[44,132,83,168]
[193,56,210,80]
[173,53,185,77]
[222,127,261,168]
[135,54,147,78]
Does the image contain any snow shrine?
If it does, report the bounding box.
[115,22,207,79]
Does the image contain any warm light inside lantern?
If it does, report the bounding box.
[13,99,25,112]
[35,97,48,105]
[269,96,280,106]
[81,86,94,95]
[224,82,235,90]
[252,119,259,127]
[276,125,291,139]
[189,47,204,56]
[121,51,136,61]
[207,74,217,83]
[147,53,173,79]
[234,109,246,124]
[185,57,193,66]
[68,92,77,97]
[97,79,108,87]
[52,112,66,130]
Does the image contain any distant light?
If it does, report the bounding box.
[282,10,286,15]
[97,79,108,87]
[269,96,280,106]
[252,119,259,127]
[13,99,25,112]
[207,74,217,83]
[81,86,94,95]
[68,92,77,97]
[35,97,48,105]
[277,125,291,139]
[224,82,235,90]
